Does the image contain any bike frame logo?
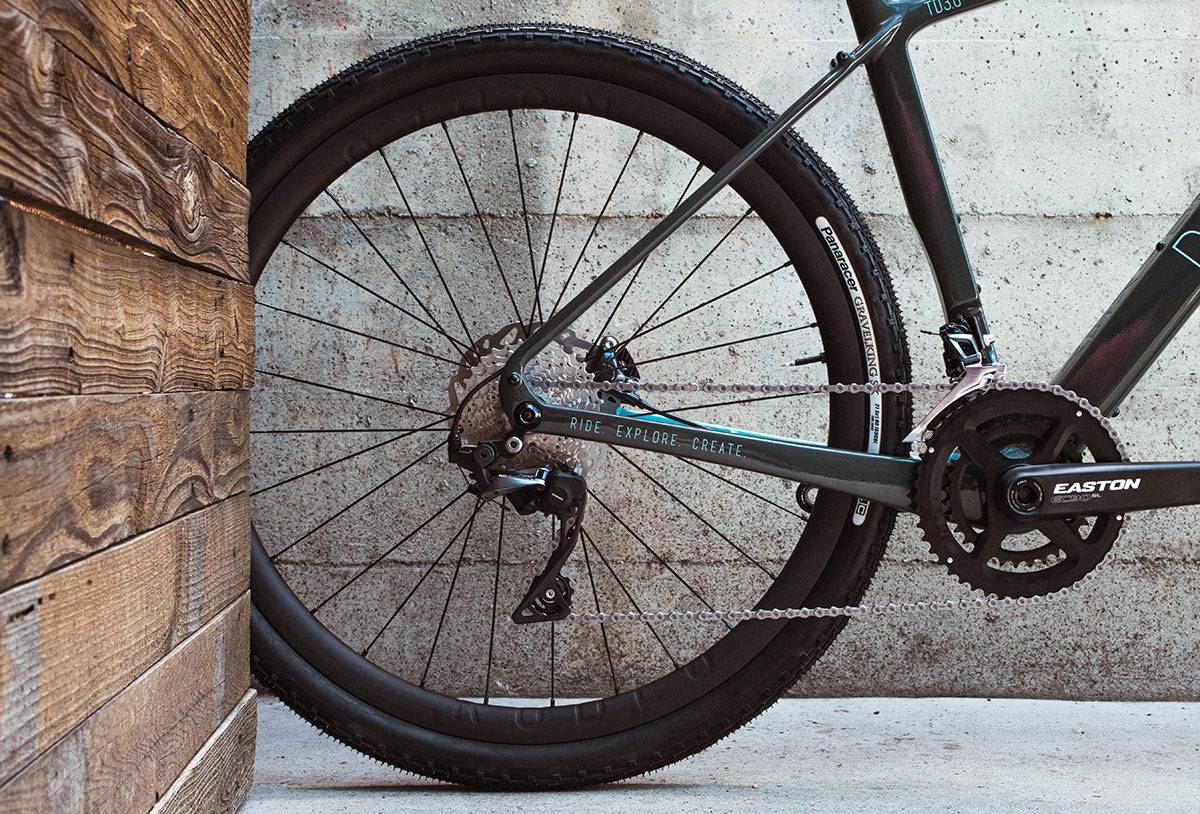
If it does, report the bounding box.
[1052,478,1142,495]
[923,0,963,17]
[1174,231,1200,270]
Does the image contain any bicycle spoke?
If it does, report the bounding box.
[588,160,705,355]
[619,207,752,349]
[789,352,825,368]
[311,489,470,613]
[441,122,525,329]
[379,148,477,350]
[549,621,557,706]
[252,415,449,497]
[421,499,480,688]
[324,188,470,353]
[549,515,558,707]
[364,501,482,658]
[271,439,448,562]
[508,111,542,331]
[483,503,505,704]
[548,129,645,318]
[579,532,621,695]
[280,240,475,360]
[610,447,777,579]
[529,113,578,331]
[635,323,818,367]
[583,529,679,669]
[588,490,718,616]
[679,458,805,520]
[257,301,459,367]
[628,259,794,344]
[255,369,450,418]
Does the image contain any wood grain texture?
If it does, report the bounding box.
[0,201,255,397]
[0,390,249,589]
[0,498,250,787]
[6,0,249,178]
[167,0,250,84]
[0,4,249,281]
[0,593,251,811]
[150,689,257,814]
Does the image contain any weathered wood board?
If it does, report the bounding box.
[6,0,249,178]
[150,689,257,814]
[0,593,251,811]
[0,5,250,280]
[0,201,255,397]
[0,0,257,804]
[0,389,249,589]
[0,496,250,786]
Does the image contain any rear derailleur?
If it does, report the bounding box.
[452,440,586,625]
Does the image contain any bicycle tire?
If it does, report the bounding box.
[248,22,912,789]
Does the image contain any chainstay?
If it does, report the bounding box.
[521,375,1128,625]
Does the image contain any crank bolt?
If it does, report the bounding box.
[1007,478,1044,515]
[504,436,524,455]
[515,402,542,428]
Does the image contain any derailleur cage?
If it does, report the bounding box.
[509,467,586,624]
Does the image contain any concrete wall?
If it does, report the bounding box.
[248,0,1200,700]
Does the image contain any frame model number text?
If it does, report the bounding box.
[925,0,963,16]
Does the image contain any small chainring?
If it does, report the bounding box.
[916,387,1125,598]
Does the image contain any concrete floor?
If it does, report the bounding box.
[244,696,1199,813]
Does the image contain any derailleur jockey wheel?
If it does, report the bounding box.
[916,388,1125,598]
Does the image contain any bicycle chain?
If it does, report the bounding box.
[521,374,1128,625]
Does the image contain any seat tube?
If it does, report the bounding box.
[846,2,990,339]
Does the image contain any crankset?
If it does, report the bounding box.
[915,387,1127,598]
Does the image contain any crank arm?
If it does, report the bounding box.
[999,460,1200,520]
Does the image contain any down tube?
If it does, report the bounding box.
[1056,195,1200,415]
[534,403,918,510]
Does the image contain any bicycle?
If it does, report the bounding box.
[246,0,1200,789]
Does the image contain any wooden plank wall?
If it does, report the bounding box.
[0,0,255,811]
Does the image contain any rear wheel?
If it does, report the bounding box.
[249,24,911,788]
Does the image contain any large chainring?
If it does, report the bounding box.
[916,387,1125,599]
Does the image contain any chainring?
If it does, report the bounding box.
[916,387,1125,598]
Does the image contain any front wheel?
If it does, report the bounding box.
[248,23,911,788]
